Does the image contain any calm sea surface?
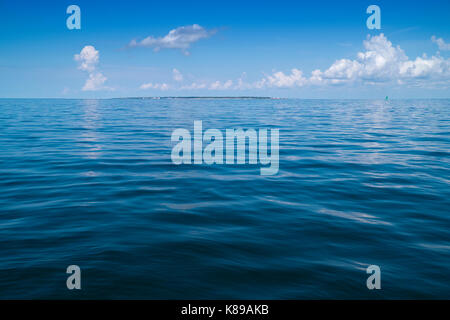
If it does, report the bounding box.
[0,98,449,299]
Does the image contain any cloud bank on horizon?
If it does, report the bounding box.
[72,24,449,94]
[134,32,450,92]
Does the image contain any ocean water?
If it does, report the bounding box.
[0,98,449,299]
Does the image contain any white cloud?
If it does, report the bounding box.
[129,24,215,55]
[322,34,449,84]
[180,82,207,90]
[312,34,409,84]
[263,68,307,88]
[234,72,251,89]
[209,80,233,90]
[74,45,99,72]
[83,72,108,91]
[173,68,183,82]
[140,82,169,90]
[257,34,450,88]
[74,45,111,91]
[399,54,449,78]
[432,36,450,51]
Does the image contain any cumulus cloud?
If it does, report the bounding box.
[74,45,111,91]
[259,69,307,88]
[234,72,250,89]
[140,82,169,90]
[323,34,408,82]
[75,46,99,72]
[129,24,215,55]
[432,36,450,51]
[321,34,449,84]
[257,34,450,88]
[180,82,207,90]
[209,80,233,90]
[173,68,183,82]
[83,73,108,91]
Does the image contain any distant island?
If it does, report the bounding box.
[113,96,278,100]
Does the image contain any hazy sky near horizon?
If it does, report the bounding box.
[1,0,449,98]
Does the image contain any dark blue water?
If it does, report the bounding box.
[0,98,449,299]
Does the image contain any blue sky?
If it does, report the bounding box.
[0,0,449,98]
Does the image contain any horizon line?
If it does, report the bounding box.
[1,96,450,100]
